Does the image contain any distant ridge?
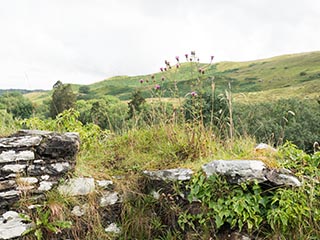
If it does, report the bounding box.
[17,51,320,103]
[0,89,46,95]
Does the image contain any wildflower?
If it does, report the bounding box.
[139,79,144,84]
[190,58,193,62]
[161,76,165,81]
[160,67,163,72]
[151,74,155,79]
[202,69,205,74]
[164,67,167,71]
[146,79,149,83]
[176,64,180,69]
[175,56,179,62]
[155,84,161,90]
[198,68,202,73]
[191,91,197,97]
[185,53,188,59]
[211,55,214,61]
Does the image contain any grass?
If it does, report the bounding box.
[74,123,278,180]
[10,105,318,239]
[23,51,320,104]
[8,51,320,239]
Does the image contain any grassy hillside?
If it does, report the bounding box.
[24,51,320,103]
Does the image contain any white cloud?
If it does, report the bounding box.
[0,0,319,89]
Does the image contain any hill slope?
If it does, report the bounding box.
[24,51,320,103]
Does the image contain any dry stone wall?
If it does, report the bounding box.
[0,131,304,239]
[0,130,80,214]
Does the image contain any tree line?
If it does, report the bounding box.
[0,81,319,152]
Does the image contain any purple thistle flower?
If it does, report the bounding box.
[155,84,161,90]
[160,67,163,72]
[185,53,188,59]
[211,55,214,61]
[191,91,197,97]
[140,79,144,84]
[164,67,167,71]
[175,56,180,62]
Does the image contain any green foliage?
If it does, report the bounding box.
[180,144,320,239]
[120,194,163,239]
[184,92,230,134]
[21,206,72,240]
[78,85,90,94]
[0,109,17,136]
[50,81,76,118]
[75,96,128,132]
[21,108,108,151]
[127,90,146,119]
[234,98,320,152]
[0,92,33,119]
[182,174,265,235]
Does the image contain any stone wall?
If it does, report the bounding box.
[0,131,304,239]
[0,130,80,214]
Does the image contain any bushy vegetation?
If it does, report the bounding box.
[1,51,319,239]
[233,98,320,153]
[181,143,320,239]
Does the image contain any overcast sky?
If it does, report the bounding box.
[1,0,319,90]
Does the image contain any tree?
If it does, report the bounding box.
[0,92,33,119]
[79,85,90,94]
[50,81,76,118]
[128,90,146,119]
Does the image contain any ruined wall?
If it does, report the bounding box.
[0,130,80,214]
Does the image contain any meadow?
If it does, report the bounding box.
[0,51,319,239]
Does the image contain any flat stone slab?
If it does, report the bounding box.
[58,178,95,196]
[0,211,31,240]
[0,150,35,163]
[203,160,267,183]
[143,168,193,181]
[100,191,120,207]
[202,160,301,187]
[0,136,42,148]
